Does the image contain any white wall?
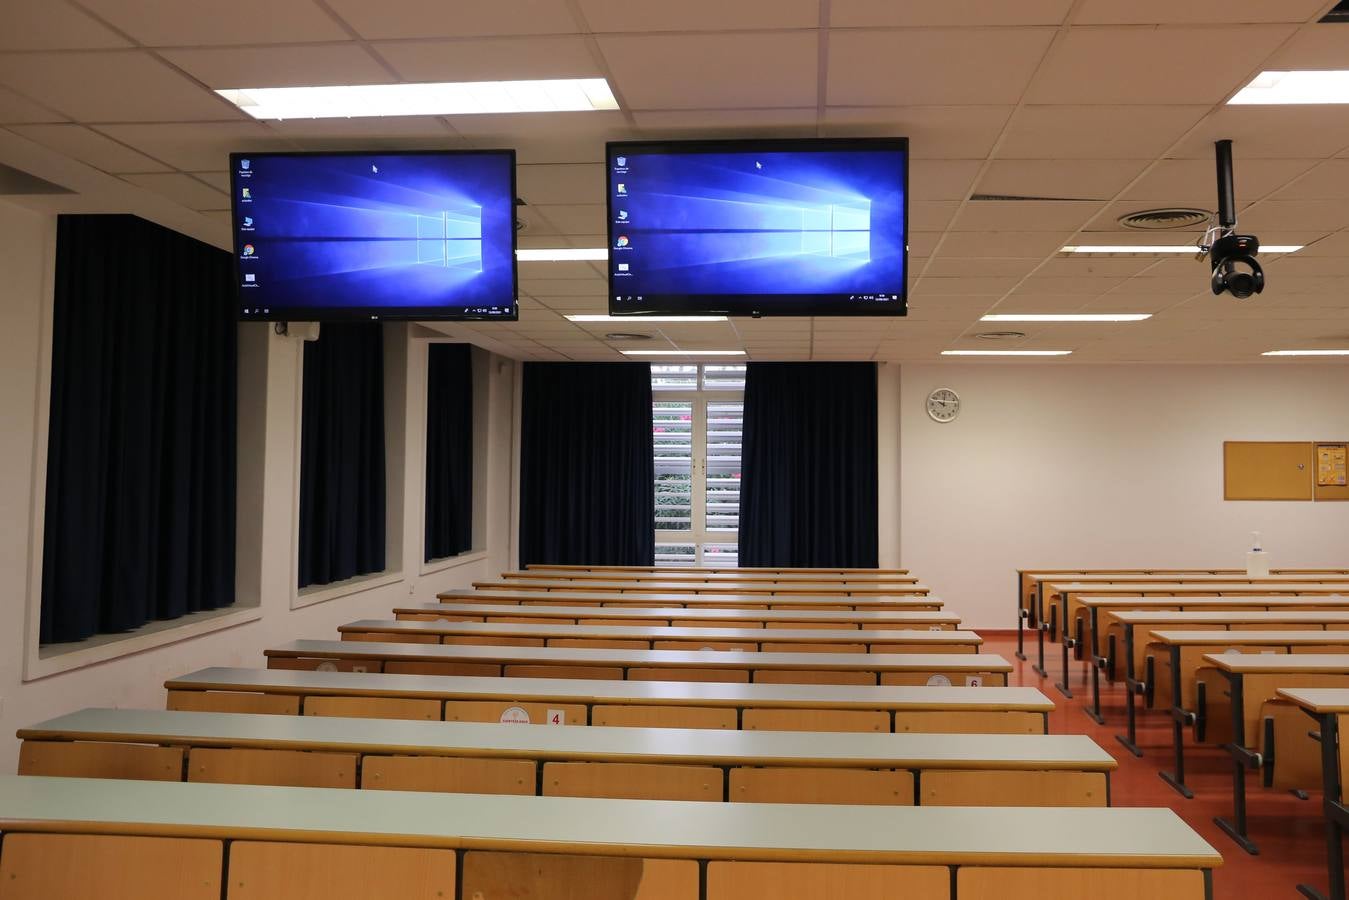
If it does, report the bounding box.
[898,363,1349,628]
[0,202,515,771]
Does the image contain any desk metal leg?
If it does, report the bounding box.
[1160,644,1195,799]
[1214,671,1261,855]
[1032,584,1048,677]
[1117,625,1145,757]
[1085,608,1105,724]
[1055,594,1074,698]
[1297,711,1346,900]
[1015,574,1027,661]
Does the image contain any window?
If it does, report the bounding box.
[652,364,744,566]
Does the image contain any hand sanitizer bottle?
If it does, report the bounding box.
[1246,531,1270,578]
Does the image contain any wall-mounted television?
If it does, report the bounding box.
[605,138,907,317]
[230,150,518,321]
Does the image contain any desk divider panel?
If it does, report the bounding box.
[167,691,300,716]
[444,700,587,726]
[893,710,1042,735]
[384,662,502,677]
[17,741,183,782]
[741,708,888,733]
[227,841,455,900]
[921,770,1107,808]
[729,767,913,806]
[959,867,1204,900]
[302,696,441,721]
[361,755,535,795]
[187,747,356,789]
[463,852,698,900]
[0,834,222,900]
[707,861,950,900]
[591,704,735,730]
[542,761,724,802]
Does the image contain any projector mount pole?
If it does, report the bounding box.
[1215,139,1236,232]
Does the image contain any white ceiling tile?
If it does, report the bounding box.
[976,159,1148,199]
[531,204,606,234]
[598,32,818,109]
[517,164,604,205]
[452,110,632,163]
[190,171,230,191]
[821,106,1013,159]
[8,123,171,173]
[160,44,393,89]
[78,0,351,45]
[0,52,237,121]
[1176,107,1349,160]
[1124,158,1319,202]
[375,36,599,82]
[913,275,1020,295]
[122,172,228,210]
[1032,256,1160,278]
[950,200,1105,232]
[1074,0,1327,25]
[1237,200,1349,233]
[909,201,960,232]
[267,116,457,138]
[578,0,818,31]
[1270,160,1349,201]
[997,105,1209,158]
[0,86,67,123]
[632,108,818,136]
[1014,275,1130,295]
[831,0,1072,26]
[828,28,1055,106]
[93,121,283,170]
[920,257,1041,278]
[1027,26,1296,105]
[937,230,1072,258]
[325,0,581,39]
[908,160,981,201]
[0,4,130,50]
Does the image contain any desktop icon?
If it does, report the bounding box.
[616,156,626,167]
[615,235,630,248]
[242,244,255,256]
[617,210,628,221]
[242,216,253,227]
[240,159,250,170]
[241,187,251,200]
[617,263,629,272]
[244,273,256,283]
[616,183,626,195]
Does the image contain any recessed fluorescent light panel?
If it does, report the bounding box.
[517,248,608,261]
[218,79,618,119]
[942,350,1072,357]
[1061,245,1303,254]
[1230,71,1349,105]
[1262,349,1349,356]
[980,314,1151,323]
[568,315,728,323]
[620,350,746,356]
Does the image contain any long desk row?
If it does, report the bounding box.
[17,708,1114,807]
[437,589,943,608]
[503,569,922,585]
[471,580,932,596]
[0,775,1223,900]
[166,667,1048,733]
[344,618,981,652]
[403,601,961,628]
[263,640,1011,687]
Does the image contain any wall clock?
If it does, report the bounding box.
[926,387,960,423]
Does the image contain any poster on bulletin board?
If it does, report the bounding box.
[1318,443,1347,487]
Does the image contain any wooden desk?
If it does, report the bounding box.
[17,707,1114,807]
[165,668,1053,735]
[1094,607,1349,746]
[437,588,944,610]
[406,602,963,629]
[503,569,922,585]
[338,619,982,654]
[1274,688,1349,900]
[263,640,1013,687]
[1048,582,1349,702]
[1201,653,1349,855]
[0,775,1222,900]
[472,579,933,596]
[531,564,911,575]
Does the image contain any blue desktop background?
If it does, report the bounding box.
[233,152,516,318]
[607,148,905,310]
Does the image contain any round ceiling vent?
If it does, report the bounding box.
[1117,207,1211,230]
[604,332,653,341]
[975,331,1027,341]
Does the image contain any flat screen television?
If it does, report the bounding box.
[230,149,518,321]
[605,138,907,317]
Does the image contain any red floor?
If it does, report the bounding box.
[982,632,1340,900]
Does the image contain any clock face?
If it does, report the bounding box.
[926,388,960,423]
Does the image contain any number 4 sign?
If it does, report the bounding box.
[546,708,565,726]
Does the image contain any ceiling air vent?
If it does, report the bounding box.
[1320,1,1349,22]
[604,332,653,342]
[1117,207,1210,230]
[969,193,1093,202]
[975,331,1027,341]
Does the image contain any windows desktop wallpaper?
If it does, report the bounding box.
[233,152,516,319]
[608,147,906,314]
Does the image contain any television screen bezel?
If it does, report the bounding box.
[603,136,909,318]
[229,148,520,322]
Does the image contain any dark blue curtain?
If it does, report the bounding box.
[519,362,654,567]
[425,343,473,561]
[41,214,237,644]
[738,362,878,568]
[298,323,386,588]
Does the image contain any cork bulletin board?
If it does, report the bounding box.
[1223,441,1313,500]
